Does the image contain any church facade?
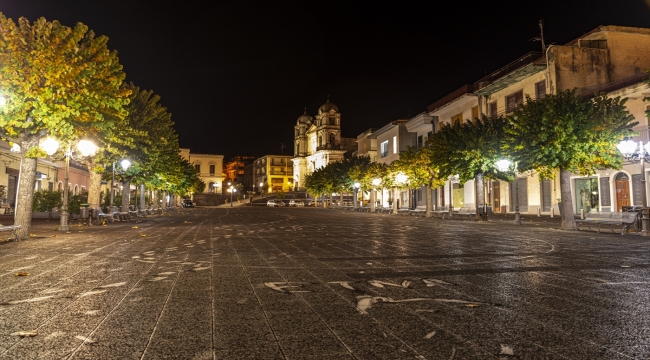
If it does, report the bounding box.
[292,99,356,191]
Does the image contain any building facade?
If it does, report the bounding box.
[254,155,294,193]
[292,99,357,191]
[180,148,224,194]
[419,25,650,215]
[223,156,255,185]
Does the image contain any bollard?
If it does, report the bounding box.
[550,207,554,218]
[537,207,541,217]
[580,208,585,220]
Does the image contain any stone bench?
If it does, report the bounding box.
[432,206,450,219]
[409,205,427,216]
[0,225,22,242]
[576,212,638,235]
[452,207,477,220]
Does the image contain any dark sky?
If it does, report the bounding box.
[2,1,650,160]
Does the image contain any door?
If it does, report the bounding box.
[616,180,630,211]
[492,182,500,210]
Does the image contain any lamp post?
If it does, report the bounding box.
[260,182,264,194]
[618,138,650,236]
[371,178,381,212]
[42,138,98,232]
[353,182,360,209]
[228,182,235,207]
[496,159,520,225]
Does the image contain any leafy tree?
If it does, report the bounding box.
[392,146,446,217]
[505,90,635,230]
[429,115,511,219]
[0,15,129,238]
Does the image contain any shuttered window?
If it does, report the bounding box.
[505,90,523,113]
[535,81,546,100]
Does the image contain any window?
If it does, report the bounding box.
[363,142,367,152]
[472,106,479,122]
[380,141,389,158]
[329,117,335,125]
[393,136,397,154]
[451,113,463,125]
[489,101,498,117]
[329,133,335,144]
[48,182,53,191]
[194,164,201,173]
[209,165,215,174]
[417,135,423,149]
[505,90,523,113]
[579,39,607,49]
[535,81,546,100]
[318,136,322,147]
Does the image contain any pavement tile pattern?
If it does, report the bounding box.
[0,207,648,359]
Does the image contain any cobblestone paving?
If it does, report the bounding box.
[0,207,649,359]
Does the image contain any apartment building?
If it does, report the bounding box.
[423,25,650,215]
[254,155,294,193]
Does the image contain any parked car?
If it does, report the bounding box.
[295,201,304,207]
[289,200,297,207]
[182,199,194,208]
[267,200,285,207]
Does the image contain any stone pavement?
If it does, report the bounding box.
[0,207,648,359]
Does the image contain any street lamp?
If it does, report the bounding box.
[371,178,381,212]
[617,138,650,236]
[353,182,360,209]
[260,182,264,194]
[496,159,520,225]
[109,159,131,213]
[228,184,236,207]
[394,173,409,213]
[42,138,98,232]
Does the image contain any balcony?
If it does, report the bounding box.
[581,73,650,99]
[474,52,546,96]
[316,143,344,151]
[426,84,475,113]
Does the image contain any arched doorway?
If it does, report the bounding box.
[615,172,630,211]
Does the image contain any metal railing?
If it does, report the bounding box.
[581,73,650,99]
[473,52,544,91]
[426,84,474,113]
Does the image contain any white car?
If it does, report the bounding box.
[267,200,285,207]
[295,201,304,207]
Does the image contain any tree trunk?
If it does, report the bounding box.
[15,156,36,239]
[392,187,398,214]
[475,173,485,221]
[425,184,432,217]
[87,167,102,211]
[121,180,130,212]
[140,184,146,211]
[560,168,577,230]
[339,192,343,207]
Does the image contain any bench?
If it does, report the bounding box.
[0,225,22,242]
[432,206,450,219]
[97,209,114,224]
[576,212,638,235]
[397,207,411,215]
[409,205,427,216]
[452,207,477,220]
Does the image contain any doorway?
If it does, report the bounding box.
[492,181,500,211]
[615,173,630,211]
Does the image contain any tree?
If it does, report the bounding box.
[392,146,446,217]
[429,115,511,219]
[0,15,129,238]
[505,90,636,230]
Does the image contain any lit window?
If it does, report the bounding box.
[380,141,389,158]
[393,136,397,154]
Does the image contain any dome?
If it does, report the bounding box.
[318,98,338,114]
[296,108,312,125]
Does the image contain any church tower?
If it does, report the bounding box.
[293,98,350,191]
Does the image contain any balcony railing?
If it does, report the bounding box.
[473,52,543,91]
[317,143,344,151]
[426,84,474,113]
[581,73,650,99]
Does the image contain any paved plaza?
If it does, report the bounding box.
[0,207,648,359]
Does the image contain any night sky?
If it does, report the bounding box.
[2,1,650,160]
